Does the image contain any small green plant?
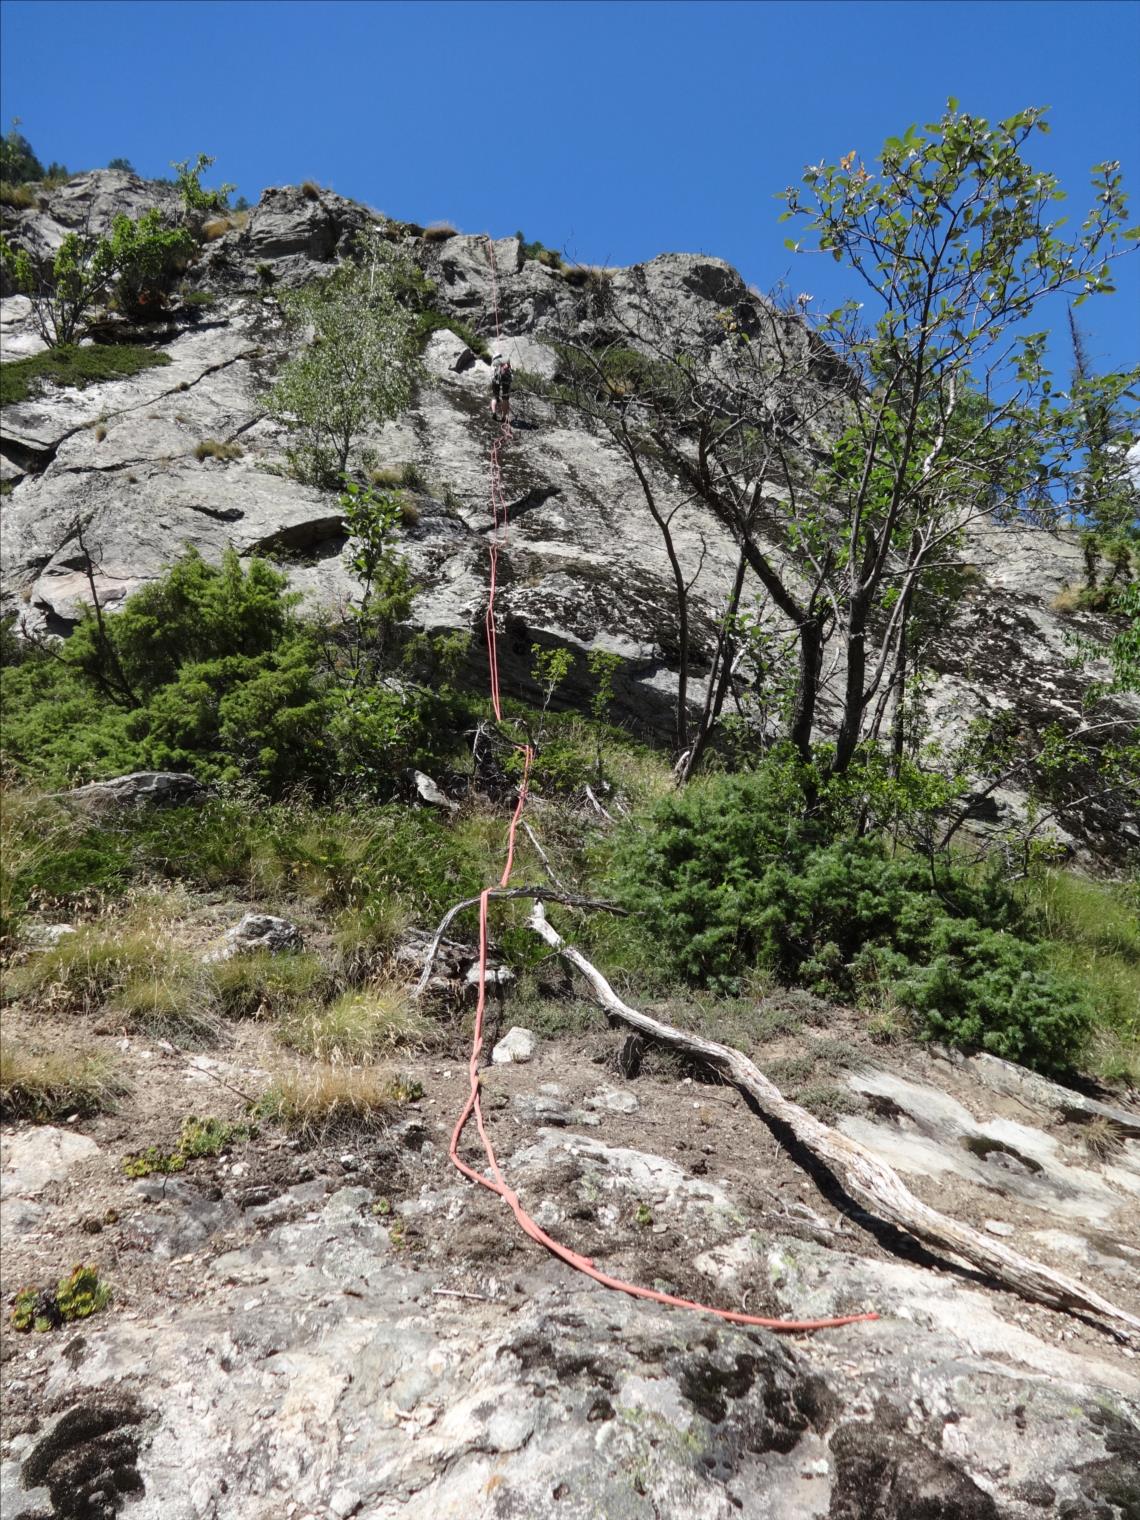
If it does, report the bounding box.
[634,1203,653,1227]
[531,644,574,729]
[515,230,562,269]
[10,1265,111,1333]
[122,1114,250,1177]
[171,153,234,215]
[121,1145,186,1178]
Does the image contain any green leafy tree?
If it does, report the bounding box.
[557,106,1136,784]
[0,122,44,183]
[1,209,193,345]
[108,209,194,317]
[266,230,421,486]
[171,153,234,215]
[335,482,414,687]
[1067,308,1139,587]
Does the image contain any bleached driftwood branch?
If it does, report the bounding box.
[528,902,1140,1339]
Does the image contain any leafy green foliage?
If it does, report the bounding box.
[2,550,332,794]
[515,230,562,268]
[108,208,195,317]
[171,152,234,214]
[612,762,1091,1071]
[0,342,170,406]
[0,125,44,183]
[266,230,421,485]
[887,922,1091,1073]
[122,1115,250,1177]
[2,202,193,346]
[10,1266,111,1333]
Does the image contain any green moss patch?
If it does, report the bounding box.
[0,343,171,407]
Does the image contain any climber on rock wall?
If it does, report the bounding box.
[490,350,512,424]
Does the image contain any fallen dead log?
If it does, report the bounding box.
[528,902,1140,1340]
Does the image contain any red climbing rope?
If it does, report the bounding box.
[446,237,877,1335]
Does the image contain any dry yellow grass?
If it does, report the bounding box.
[0,1039,128,1120]
[277,978,429,1062]
[258,1063,421,1138]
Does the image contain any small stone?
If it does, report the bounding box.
[586,1087,639,1115]
[984,1219,1015,1237]
[465,963,516,990]
[492,1027,536,1065]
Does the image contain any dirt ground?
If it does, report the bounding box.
[4,968,1138,1450]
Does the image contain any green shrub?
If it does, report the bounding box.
[888,920,1093,1073]
[516,231,562,269]
[610,765,818,988]
[0,344,171,407]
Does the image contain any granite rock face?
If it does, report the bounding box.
[2,171,1136,857]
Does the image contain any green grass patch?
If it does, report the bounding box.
[1023,869,1140,1083]
[0,344,171,407]
[3,923,192,1015]
[277,980,429,1061]
[209,950,332,1020]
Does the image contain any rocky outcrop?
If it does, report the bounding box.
[54,772,206,810]
[2,172,1136,856]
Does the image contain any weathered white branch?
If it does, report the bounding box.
[528,903,1140,1339]
[411,886,626,998]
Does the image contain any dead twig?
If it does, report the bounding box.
[412,886,627,998]
[520,820,569,892]
[527,903,1140,1340]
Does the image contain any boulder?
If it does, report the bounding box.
[56,772,205,810]
[207,913,303,963]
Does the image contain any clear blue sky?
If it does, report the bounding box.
[2,0,1138,374]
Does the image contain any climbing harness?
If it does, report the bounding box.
[445,236,876,1335]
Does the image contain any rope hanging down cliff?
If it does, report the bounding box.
[444,235,876,1335]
